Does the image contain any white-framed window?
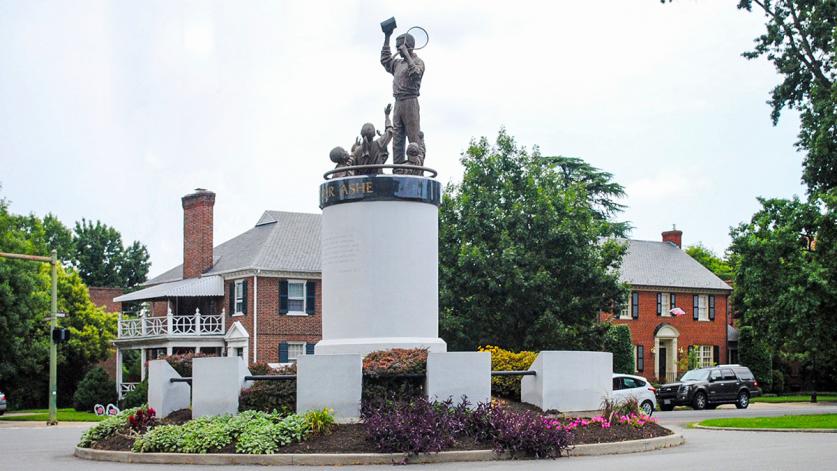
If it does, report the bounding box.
[697,345,714,368]
[619,299,631,320]
[697,295,709,321]
[287,342,306,362]
[234,280,245,314]
[660,292,671,316]
[620,291,636,320]
[288,281,306,313]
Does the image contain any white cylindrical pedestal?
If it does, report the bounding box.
[317,175,446,356]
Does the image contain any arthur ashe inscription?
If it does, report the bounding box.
[319,174,441,209]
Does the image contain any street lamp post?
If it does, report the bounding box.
[0,249,59,425]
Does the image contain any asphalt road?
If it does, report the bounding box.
[1,403,835,471]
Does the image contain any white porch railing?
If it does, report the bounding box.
[120,382,139,394]
[118,307,225,338]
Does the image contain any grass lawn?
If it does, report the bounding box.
[752,395,837,403]
[699,414,837,429]
[0,408,106,422]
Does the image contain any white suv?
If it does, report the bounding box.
[612,374,657,416]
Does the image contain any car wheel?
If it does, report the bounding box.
[736,391,750,409]
[692,391,708,410]
[641,400,655,416]
[660,404,675,412]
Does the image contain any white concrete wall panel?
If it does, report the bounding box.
[522,351,613,412]
[426,352,491,408]
[147,360,191,418]
[296,354,362,422]
[192,357,251,418]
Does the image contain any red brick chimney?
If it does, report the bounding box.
[182,188,215,278]
[662,225,683,248]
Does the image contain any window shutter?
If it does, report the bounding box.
[637,345,644,372]
[242,280,248,314]
[279,341,289,363]
[713,345,720,366]
[631,292,639,319]
[693,295,699,320]
[305,281,316,314]
[229,282,235,314]
[305,343,315,355]
[279,280,288,314]
[670,293,676,309]
[656,293,662,316]
[708,295,715,321]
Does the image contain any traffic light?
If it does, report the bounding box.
[52,328,70,344]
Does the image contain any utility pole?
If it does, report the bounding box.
[0,250,59,425]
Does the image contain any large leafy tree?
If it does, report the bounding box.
[72,218,150,288]
[735,0,836,195]
[0,200,117,407]
[439,130,629,351]
[729,196,837,390]
[685,243,735,281]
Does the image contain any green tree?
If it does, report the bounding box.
[439,130,628,351]
[737,325,773,390]
[72,218,150,288]
[730,196,837,393]
[602,324,634,374]
[0,200,117,407]
[735,0,836,195]
[685,244,735,281]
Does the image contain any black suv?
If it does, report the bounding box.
[656,365,761,411]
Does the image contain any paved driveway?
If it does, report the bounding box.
[1,403,836,471]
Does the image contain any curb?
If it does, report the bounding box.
[73,434,684,466]
[693,424,837,433]
[567,433,685,456]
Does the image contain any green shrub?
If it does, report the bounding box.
[78,407,139,448]
[122,380,147,409]
[160,352,209,377]
[133,411,310,455]
[479,345,537,399]
[602,324,634,374]
[73,367,118,412]
[362,348,427,404]
[303,408,335,435]
[239,364,296,414]
[739,326,772,389]
[771,369,785,394]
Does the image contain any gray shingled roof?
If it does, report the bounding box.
[144,211,321,285]
[617,239,732,291]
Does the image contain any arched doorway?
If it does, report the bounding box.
[654,323,680,383]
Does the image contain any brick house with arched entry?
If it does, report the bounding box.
[601,228,732,383]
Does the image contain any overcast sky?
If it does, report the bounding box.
[1,0,805,278]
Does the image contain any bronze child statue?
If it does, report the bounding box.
[352,104,394,175]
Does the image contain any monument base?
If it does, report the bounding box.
[315,337,447,356]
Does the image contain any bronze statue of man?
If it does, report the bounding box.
[381,30,425,168]
[352,104,394,175]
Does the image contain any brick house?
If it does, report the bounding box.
[603,229,732,383]
[112,189,322,396]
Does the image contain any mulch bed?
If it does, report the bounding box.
[88,404,672,454]
[570,421,672,444]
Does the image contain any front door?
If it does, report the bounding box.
[659,346,667,381]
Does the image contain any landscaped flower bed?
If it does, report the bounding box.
[78,399,672,458]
